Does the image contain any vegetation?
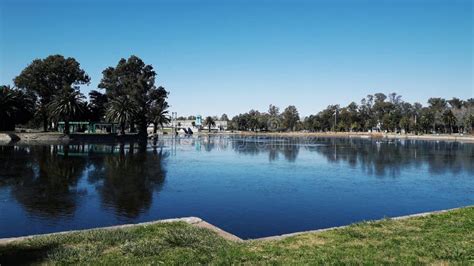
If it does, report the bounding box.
[229,94,474,134]
[14,55,90,131]
[2,54,473,136]
[47,87,86,135]
[0,207,472,264]
[1,54,170,137]
[0,85,34,131]
[88,90,108,122]
[149,91,171,134]
[204,116,216,132]
[105,96,139,135]
[99,56,169,139]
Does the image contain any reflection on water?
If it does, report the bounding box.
[0,136,473,238]
[0,144,168,220]
[225,136,474,177]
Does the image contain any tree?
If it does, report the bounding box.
[0,85,35,131]
[14,55,90,131]
[465,114,474,133]
[399,116,412,133]
[204,116,216,132]
[99,56,163,139]
[419,109,435,133]
[268,104,280,116]
[149,98,171,134]
[48,87,86,134]
[442,109,457,134]
[88,90,108,122]
[220,114,229,121]
[282,105,300,131]
[105,96,138,135]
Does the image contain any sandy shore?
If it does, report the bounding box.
[1,131,473,143]
[214,131,474,142]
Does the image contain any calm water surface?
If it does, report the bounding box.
[0,136,473,239]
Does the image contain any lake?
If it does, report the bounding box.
[0,136,473,239]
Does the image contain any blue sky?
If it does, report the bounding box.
[0,0,472,117]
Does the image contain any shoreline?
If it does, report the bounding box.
[201,131,474,143]
[1,131,473,144]
[0,206,469,244]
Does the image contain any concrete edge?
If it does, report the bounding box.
[0,206,469,245]
[0,217,203,245]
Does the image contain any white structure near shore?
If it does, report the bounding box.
[147,115,228,134]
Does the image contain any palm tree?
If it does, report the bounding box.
[0,86,34,131]
[48,87,85,134]
[105,95,138,135]
[204,116,216,132]
[442,110,457,134]
[149,99,171,134]
[0,86,21,131]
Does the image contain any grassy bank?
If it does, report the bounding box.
[1,207,473,265]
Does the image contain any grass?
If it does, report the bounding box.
[1,207,473,265]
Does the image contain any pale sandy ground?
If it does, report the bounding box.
[1,131,473,143]
[201,131,474,143]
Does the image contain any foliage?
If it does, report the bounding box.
[281,105,300,131]
[229,94,474,134]
[14,55,90,131]
[204,116,216,132]
[99,56,168,137]
[88,90,108,122]
[148,88,171,134]
[0,85,35,131]
[48,87,86,134]
[105,95,139,135]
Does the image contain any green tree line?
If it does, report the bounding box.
[228,93,474,134]
[0,55,170,137]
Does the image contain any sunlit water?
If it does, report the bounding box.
[0,136,473,239]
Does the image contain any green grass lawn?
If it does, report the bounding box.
[1,207,473,265]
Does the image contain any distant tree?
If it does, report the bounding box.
[48,87,86,134]
[105,96,138,135]
[0,85,35,131]
[88,90,108,122]
[220,114,229,121]
[419,109,435,133]
[204,116,216,132]
[465,114,474,133]
[448,97,464,109]
[268,104,280,116]
[442,109,457,134]
[282,105,300,131]
[399,116,412,133]
[14,55,90,131]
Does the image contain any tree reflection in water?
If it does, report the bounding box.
[227,136,473,177]
[0,145,87,218]
[0,143,168,220]
[90,143,168,219]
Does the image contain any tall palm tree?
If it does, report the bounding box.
[204,116,216,132]
[48,87,85,134]
[442,110,457,134]
[105,95,138,135]
[149,99,171,134]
